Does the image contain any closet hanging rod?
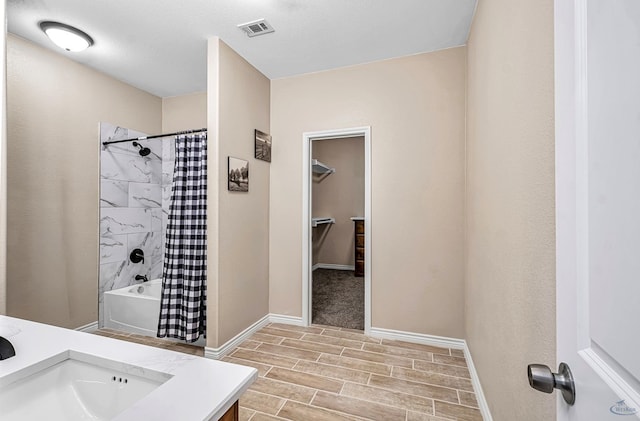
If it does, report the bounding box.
[102,128,207,146]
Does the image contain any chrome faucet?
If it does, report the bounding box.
[135,274,149,283]
[0,336,15,360]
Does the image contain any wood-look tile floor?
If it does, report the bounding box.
[94,328,205,356]
[224,323,483,421]
[94,325,482,420]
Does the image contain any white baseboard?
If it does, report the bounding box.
[312,263,355,271]
[204,314,271,360]
[369,326,492,420]
[463,343,493,421]
[268,314,305,326]
[369,326,465,349]
[204,314,304,360]
[75,321,98,333]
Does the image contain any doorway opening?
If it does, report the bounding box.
[302,127,371,333]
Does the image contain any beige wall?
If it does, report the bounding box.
[271,48,466,338]
[162,92,207,133]
[6,35,162,329]
[312,137,364,267]
[465,0,556,419]
[0,1,6,315]
[207,38,270,347]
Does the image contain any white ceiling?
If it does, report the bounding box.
[7,0,477,98]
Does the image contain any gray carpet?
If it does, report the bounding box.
[312,269,364,330]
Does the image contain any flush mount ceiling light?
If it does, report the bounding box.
[39,21,94,52]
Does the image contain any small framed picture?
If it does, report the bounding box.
[228,157,249,192]
[255,129,272,162]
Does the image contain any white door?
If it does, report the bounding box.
[555,0,640,419]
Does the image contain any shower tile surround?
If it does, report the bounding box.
[99,122,173,327]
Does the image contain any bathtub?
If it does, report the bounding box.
[103,279,162,338]
[104,280,206,346]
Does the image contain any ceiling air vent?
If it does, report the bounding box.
[238,19,275,38]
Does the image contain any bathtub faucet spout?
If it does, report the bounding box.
[135,275,148,283]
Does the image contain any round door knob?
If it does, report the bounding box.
[527,362,575,405]
[528,364,555,393]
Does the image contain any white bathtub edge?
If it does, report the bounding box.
[104,279,162,298]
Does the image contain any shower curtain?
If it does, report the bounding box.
[157,133,207,342]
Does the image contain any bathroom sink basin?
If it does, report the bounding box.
[0,350,171,421]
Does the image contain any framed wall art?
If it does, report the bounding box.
[228,157,249,192]
[255,129,272,163]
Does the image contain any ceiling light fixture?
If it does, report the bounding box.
[39,21,94,52]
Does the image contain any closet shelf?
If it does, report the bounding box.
[311,217,335,227]
[312,159,335,174]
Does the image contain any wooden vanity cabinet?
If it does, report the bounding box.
[219,401,238,421]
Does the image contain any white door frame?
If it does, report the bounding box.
[301,127,371,333]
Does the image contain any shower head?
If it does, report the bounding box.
[132,141,151,157]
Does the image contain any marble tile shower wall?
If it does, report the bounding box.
[99,122,173,327]
[161,133,175,238]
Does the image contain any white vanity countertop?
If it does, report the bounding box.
[0,316,257,421]
[350,217,364,221]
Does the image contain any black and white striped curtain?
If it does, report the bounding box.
[157,134,207,342]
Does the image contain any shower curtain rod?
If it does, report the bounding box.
[102,128,207,146]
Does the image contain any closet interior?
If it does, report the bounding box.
[311,136,365,329]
